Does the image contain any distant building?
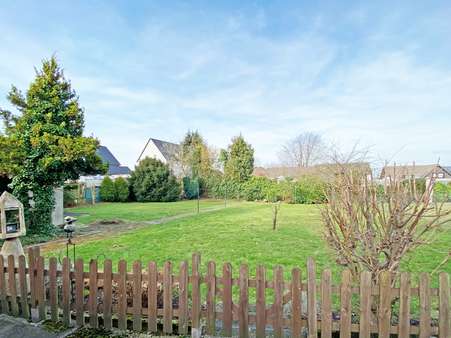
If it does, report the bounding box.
[379,164,451,180]
[137,138,183,176]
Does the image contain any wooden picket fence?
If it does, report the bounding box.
[0,247,450,337]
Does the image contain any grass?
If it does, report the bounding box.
[46,201,450,284]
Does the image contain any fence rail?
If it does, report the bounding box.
[0,247,449,337]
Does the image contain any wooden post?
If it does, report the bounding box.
[398,272,411,338]
[307,258,317,338]
[0,256,7,313]
[179,261,189,335]
[222,263,233,337]
[7,255,18,316]
[191,253,201,338]
[256,265,266,338]
[273,265,283,338]
[320,269,332,338]
[340,269,352,338]
[36,256,45,321]
[18,255,29,319]
[88,259,97,328]
[378,271,392,338]
[118,260,127,331]
[132,260,142,332]
[147,261,157,333]
[27,247,36,311]
[206,261,216,336]
[163,261,173,334]
[419,273,431,338]
[239,264,249,338]
[103,259,113,330]
[62,257,71,326]
[75,258,84,327]
[439,272,450,338]
[359,271,372,338]
[292,267,302,338]
[48,257,58,322]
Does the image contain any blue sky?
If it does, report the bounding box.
[1,1,450,168]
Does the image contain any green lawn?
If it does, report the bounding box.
[48,201,450,284]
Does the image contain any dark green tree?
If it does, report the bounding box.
[180,130,212,178]
[0,56,105,234]
[130,157,180,202]
[114,177,129,202]
[100,176,116,202]
[223,135,254,182]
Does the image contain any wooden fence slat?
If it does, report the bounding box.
[132,260,142,332]
[399,272,411,338]
[256,265,266,338]
[320,269,332,338]
[118,260,127,331]
[62,258,71,326]
[292,268,302,338]
[163,261,173,334]
[7,255,18,316]
[147,261,157,333]
[359,271,372,338]
[48,257,58,322]
[18,255,29,319]
[27,247,36,310]
[191,253,201,337]
[307,257,317,338]
[273,265,283,338]
[36,256,45,321]
[340,269,352,338]
[222,263,233,337]
[207,261,216,336]
[103,259,113,331]
[419,272,431,338]
[439,272,450,338]
[378,271,392,338]
[75,259,84,327]
[239,264,249,338]
[0,256,7,313]
[88,259,97,328]
[178,261,189,335]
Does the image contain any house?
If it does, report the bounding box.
[379,164,451,180]
[137,138,182,176]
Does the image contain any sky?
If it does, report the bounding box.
[1,1,450,169]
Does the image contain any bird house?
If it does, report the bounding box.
[0,191,26,239]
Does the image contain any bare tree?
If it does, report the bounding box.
[322,162,451,281]
[279,132,324,167]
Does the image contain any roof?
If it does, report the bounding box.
[138,138,181,162]
[96,146,131,176]
[380,164,445,179]
[443,166,451,175]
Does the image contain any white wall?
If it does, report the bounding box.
[139,140,167,163]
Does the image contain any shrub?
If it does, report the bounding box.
[434,181,451,202]
[291,176,326,204]
[114,177,129,202]
[130,157,181,202]
[100,177,115,202]
[242,176,281,202]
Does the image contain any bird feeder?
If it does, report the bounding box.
[0,191,26,259]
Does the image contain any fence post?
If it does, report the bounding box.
[439,272,450,338]
[273,265,284,338]
[378,271,392,338]
[147,261,157,333]
[307,257,317,338]
[320,269,332,338]
[191,253,201,338]
[340,269,352,338]
[256,265,266,338]
[132,260,142,332]
[359,271,372,338]
[206,261,216,336]
[239,264,249,338]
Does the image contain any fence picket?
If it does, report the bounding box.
[0,256,7,313]
[291,267,302,338]
[320,269,332,338]
[18,255,29,319]
[62,257,71,326]
[88,259,97,328]
[340,269,352,338]
[239,264,249,338]
[256,265,266,338]
[27,247,36,310]
[163,261,173,334]
[307,257,317,338]
[179,261,189,335]
[378,271,392,338]
[192,253,201,337]
[118,260,127,331]
[359,271,372,338]
[132,260,142,332]
[399,272,411,338]
[222,263,233,337]
[75,259,84,326]
[419,272,431,338]
[36,256,45,321]
[103,259,113,330]
[206,261,216,336]
[273,265,283,338]
[439,272,450,338]
[49,257,58,322]
[147,261,157,333]
[7,255,18,316]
